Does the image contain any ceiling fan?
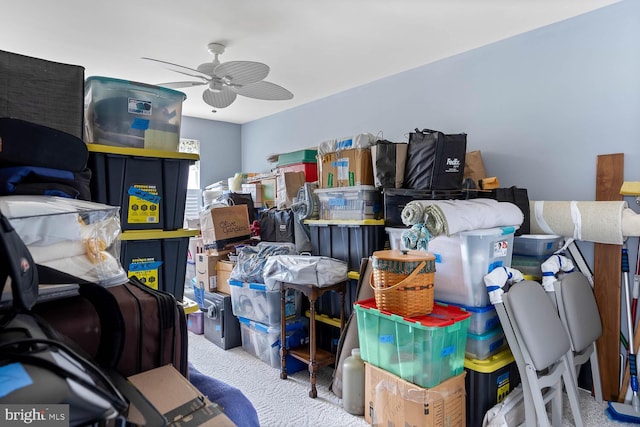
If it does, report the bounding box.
[142,42,293,109]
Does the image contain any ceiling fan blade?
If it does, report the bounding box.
[157,81,207,89]
[233,81,293,101]
[141,57,212,79]
[202,87,237,108]
[214,61,269,86]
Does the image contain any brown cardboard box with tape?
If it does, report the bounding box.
[196,250,233,292]
[199,205,251,250]
[319,148,373,188]
[127,364,236,426]
[365,363,466,427]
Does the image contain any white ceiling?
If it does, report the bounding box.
[2,0,620,125]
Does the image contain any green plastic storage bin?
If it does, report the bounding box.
[277,149,318,166]
[354,298,470,388]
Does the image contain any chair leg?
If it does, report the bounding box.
[562,356,585,427]
[589,343,603,404]
[524,365,553,427]
[550,382,563,427]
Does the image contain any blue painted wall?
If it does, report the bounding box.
[241,0,640,203]
[181,116,241,189]
[182,0,640,264]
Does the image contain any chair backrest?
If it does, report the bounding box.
[555,271,602,352]
[504,280,571,371]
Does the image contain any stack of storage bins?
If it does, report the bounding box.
[354,297,471,425]
[229,278,309,372]
[307,135,389,353]
[386,224,522,426]
[224,243,309,372]
[276,149,318,182]
[84,76,199,302]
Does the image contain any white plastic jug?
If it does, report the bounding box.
[342,348,365,415]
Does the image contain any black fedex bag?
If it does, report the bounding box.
[403,128,467,190]
[0,214,164,426]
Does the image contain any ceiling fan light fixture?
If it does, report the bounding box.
[144,41,293,109]
[209,80,224,93]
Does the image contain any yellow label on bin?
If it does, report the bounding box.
[496,371,511,403]
[128,257,162,290]
[127,184,160,224]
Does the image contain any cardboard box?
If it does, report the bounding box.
[196,250,232,292]
[365,363,466,427]
[276,171,306,208]
[187,236,204,263]
[199,205,251,249]
[241,183,264,207]
[320,148,373,188]
[216,260,236,295]
[127,364,236,426]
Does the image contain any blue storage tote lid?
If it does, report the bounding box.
[228,279,268,292]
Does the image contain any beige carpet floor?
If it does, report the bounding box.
[188,330,638,426]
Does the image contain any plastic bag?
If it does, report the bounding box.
[263,255,348,289]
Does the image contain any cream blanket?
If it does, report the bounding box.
[401,199,524,236]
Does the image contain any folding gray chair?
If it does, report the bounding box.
[486,269,584,427]
[552,271,603,403]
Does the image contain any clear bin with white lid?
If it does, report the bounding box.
[314,185,381,220]
[84,76,186,151]
[431,226,517,307]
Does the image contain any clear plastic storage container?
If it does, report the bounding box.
[229,279,301,325]
[513,234,564,257]
[465,327,507,360]
[238,317,308,372]
[431,226,517,307]
[0,195,127,287]
[440,302,500,336]
[84,76,186,150]
[315,185,381,220]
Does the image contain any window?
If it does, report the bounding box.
[179,138,202,227]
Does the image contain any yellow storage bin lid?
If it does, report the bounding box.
[464,347,515,372]
[304,219,385,226]
[121,228,200,241]
[87,143,200,161]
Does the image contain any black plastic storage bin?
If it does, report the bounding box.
[87,144,199,231]
[120,229,199,301]
[464,348,521,427]
[307,219,386,271]
[315,272,360,319]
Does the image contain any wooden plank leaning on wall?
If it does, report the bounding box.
[594,153,624,401]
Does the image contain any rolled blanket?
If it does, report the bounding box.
[530,200,629,244]
[401,223,431,251]
[410,199,523,236]
[401,201,427,226]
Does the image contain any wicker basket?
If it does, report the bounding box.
[370,249,436,317]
